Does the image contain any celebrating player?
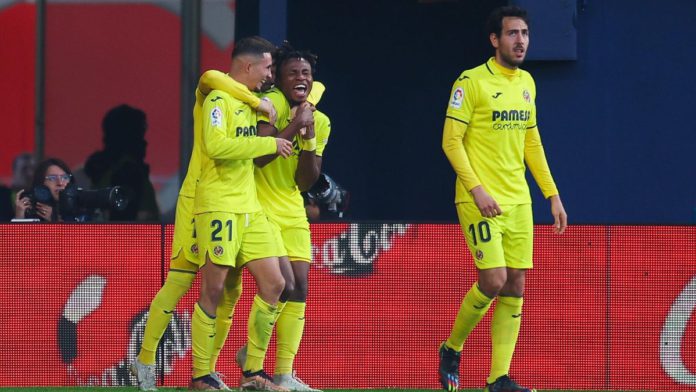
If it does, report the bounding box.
[131,50,278,392]
[235,42,330,392]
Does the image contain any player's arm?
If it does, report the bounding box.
[524,127,567,233]
[442,118,479,190]
[442,118,501,218]
[296,111,330,191]
[254,103,315,168]
[201,96,286,160]
[198,70,276,125]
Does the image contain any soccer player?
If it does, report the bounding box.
[129,67,278,392]
[235,42,330,392]
[191,35,294,391]
[439,6,567,392]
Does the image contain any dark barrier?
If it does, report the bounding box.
[0,224,694,390]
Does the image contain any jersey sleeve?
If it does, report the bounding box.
[445,72,477,124]
[442,117,480,191]
[524,127,559,198]
[308,81,326,106]
[201,92,276,160]
[198,70,261,108]
[314,110,331,157]
[258,89,288,124]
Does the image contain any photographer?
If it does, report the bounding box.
[14,158,73,222]
[303,172,349,221]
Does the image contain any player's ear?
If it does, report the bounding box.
[490,33,499,49]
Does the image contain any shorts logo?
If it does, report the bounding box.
[475,249,484,260]
[211,106,223,127]
[522,89,531,103]
[450,87,464,109]
[190,244,199,256]
[213,245,224,257]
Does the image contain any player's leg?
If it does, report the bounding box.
[190,212,238,390]
[486,204,534,392]
[234,219,291,373]
[132,196,198,391]
[138,269,196,362]
[237,211,288,391]
[133,266,196,391]
[273,219,319,391]
[274,261,318,391]
[439,202,505,391]
[210,267,243,390]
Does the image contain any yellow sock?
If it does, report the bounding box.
[138,271,195,365]
[488,296,523,384]
[244,295,278,372]
[191,302,216,378]
[446,282,493,351]
[275,301,306,374]
[210,280,242,372]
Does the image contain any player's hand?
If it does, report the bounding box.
[549,195,567,234]
[257,98,277,126]
[294,102,315,130]
[14,190,30,218]
[35,202,53,221]
[470,185,502,218]
[275,138,293,158]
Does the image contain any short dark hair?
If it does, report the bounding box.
[232,36,276,59]
[274,41,318,78]
[33,158,73,188]
[486,5,529,37]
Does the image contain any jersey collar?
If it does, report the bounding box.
[486,57,521,79]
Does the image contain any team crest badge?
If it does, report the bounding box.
[450,87,464,109]
[213,245,224,257]
[211,107,223,126]
[190,244,199,256]
[476,249,484,260]
[522,89,531,103]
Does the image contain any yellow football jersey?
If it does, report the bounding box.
[443,57,558,205]
[256,87,331,218]
[194,90,277,214]
[180,71,265,199]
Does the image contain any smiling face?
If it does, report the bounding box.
[278,58,313,105]
[490,16,529,69]
[43,164,71,201]
[247,52,274,91]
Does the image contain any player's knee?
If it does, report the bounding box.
[259,275,286,300]
[291,277,308,301]
[167,270,195,289]
[500,269,526,297]
[500,279,525,297]
[281,279,296,298]
[201,280,225,306]
[270,276,286,297]
[478,277,506,298]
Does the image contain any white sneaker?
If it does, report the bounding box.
[210,372,232,391]
[130,358,157,391]
[273,371,321,392]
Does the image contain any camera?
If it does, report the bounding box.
[306,173,349,218]
[59,183,129,221]
[21,185,54,220]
